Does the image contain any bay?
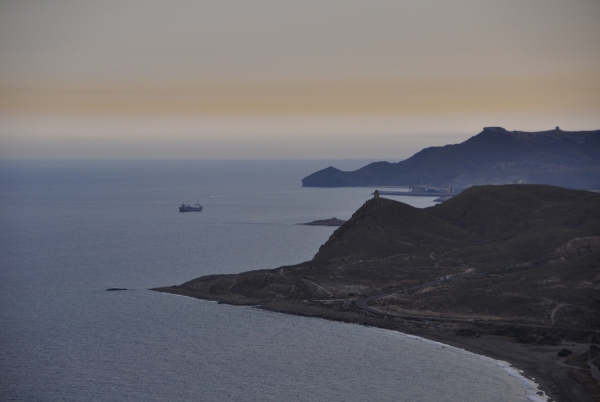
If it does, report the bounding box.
[0,160,542,401]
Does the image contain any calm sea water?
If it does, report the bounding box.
[0,160,544,401]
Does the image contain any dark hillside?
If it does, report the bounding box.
[169,185,600,327]
[316,185,600,266]
[313,197,471,261]
[428,185,600,237]
[426,185,600,265]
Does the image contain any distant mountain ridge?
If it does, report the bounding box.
[302,127,600,190]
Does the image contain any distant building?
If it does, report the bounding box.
[374,190,380,199]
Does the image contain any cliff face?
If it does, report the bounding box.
[301,127,600,189]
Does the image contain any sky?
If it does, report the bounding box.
[0,0,599,159]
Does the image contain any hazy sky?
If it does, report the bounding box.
[1,0,599,159]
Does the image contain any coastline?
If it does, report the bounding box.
[152,286,597,402]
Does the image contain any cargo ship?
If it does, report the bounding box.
[179,202,203,212]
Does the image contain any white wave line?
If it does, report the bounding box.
[395,332,548,401]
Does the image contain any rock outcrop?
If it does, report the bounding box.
[555,236,600,259]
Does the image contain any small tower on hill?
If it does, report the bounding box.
[374,190,380,199]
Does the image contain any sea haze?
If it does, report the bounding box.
[0,160,542,401]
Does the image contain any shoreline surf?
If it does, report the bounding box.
[153,286,594,402]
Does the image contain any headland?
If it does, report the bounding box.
[302,127,600,190]
[154,184,600,401]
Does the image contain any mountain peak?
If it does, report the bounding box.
[482,126,508,133]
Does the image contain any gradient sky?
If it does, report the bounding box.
[1,0,599,159]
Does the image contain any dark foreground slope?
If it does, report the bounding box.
[165,185,600,327]
[155,185,600,401]
[302,127,600,189]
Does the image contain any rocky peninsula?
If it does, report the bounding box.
[154,184,600,401]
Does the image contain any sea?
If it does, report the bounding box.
[0,159,546,401]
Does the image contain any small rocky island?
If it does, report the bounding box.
[155,184,600,401]
[300,217,346,226]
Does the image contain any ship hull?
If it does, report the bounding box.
[179,207,203,212]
